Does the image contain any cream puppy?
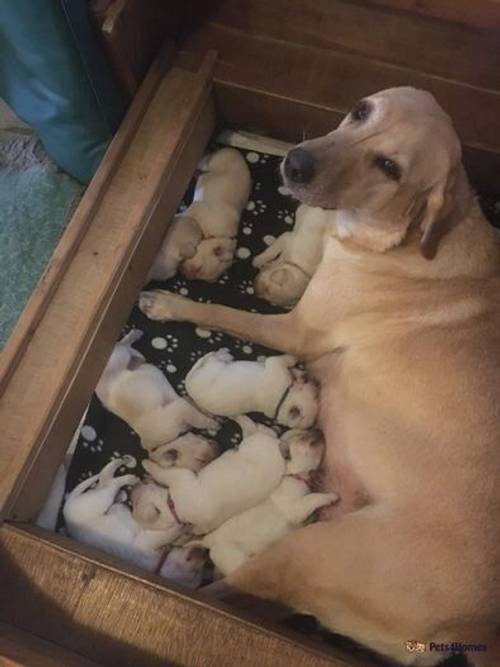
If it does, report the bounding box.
[63,457,183,570]
[149,432,220,473]
[149,148,251,283]
[185,350,319,429]
[190,430,337,576]
[95,331,219,450]
[147,214,203,282]
[253,205,334,306]
[180,237,237,282]
[140,416,286,534]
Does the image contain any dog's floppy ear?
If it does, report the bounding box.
[419,163,466,260]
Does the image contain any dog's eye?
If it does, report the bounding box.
[374,155,401,181]
[213,246,224,258]
[351,100,372,122]
[289,406,301,420]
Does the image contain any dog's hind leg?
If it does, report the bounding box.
[222,509,455,666]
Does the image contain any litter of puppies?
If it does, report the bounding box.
[62,147,336,589]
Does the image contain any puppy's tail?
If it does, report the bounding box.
[119,329,143,347]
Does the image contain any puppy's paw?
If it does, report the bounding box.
[138,290,187,321]
[119,474,140,487]
[323,492,339,505]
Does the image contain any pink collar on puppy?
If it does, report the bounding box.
[167,492,184,526]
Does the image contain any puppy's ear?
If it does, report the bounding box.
[419,163,466,260]
[270,268,288,286]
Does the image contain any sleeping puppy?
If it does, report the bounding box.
[63,457,183,570]
[138,416,286,535]
[253,205,335,307]
[189,430,337,576]
[147,214,203,282]
[179,148,251,281]
[159,545,208,589]
[149,148,251,283]
[185,350,318,429]
[180,237,237,282]
[149,432,220,473]
[95,330,219,451]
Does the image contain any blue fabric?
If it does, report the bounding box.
[0,0,126,183]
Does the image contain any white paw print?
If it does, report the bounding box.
[254,182,262,191]
[178,203,188,213]
[177,380,187,395]
[234,339,254,355]
[277,209,295,225]
[165,334,179,353]
[207,331,224,345]
[111,451,124,461]
[240,220,254,236]
[89,438,104,454]
[77,470,95,483]
[246,200,267,216]
[238,279,255,296]
[218,274,230,285]
[189,349,205,362]
[196,296,212,303]
[230,432,242,446]
[157,358,178,374]
[172,278,189,296]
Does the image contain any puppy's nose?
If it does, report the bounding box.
[284,148,315,184]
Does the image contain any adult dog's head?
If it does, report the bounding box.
[281,87,471,259]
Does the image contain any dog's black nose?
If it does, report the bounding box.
[284,148,315,184]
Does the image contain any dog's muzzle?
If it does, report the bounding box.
[283,148,316,184]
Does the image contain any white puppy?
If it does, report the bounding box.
[63,457,184,570]
[189,430,337,576]
[149,432,220,473]
[185,350,319,429]
[139,416,286,534]
[253,205,335,306]
[149,147,251,283]
[95,330,219,450]
[159,545,208,589]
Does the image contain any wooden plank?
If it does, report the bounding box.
[183,23,500,154]
[364,0,500,29]
[0,52,217,522]
[90,0,184,96]
[214,82,500,193]
[0,40,174,395]
[0,524,369,667]
[0,622,100,667]
[199,0,500,89]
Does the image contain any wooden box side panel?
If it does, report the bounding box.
[0,52,216,522]
[0,524,365,667]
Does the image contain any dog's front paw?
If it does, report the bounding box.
[139,290,192,322]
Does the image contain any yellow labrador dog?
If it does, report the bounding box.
[139,88,500,666]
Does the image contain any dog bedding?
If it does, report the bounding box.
[65,142,298,497]
[63,138,498,667]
